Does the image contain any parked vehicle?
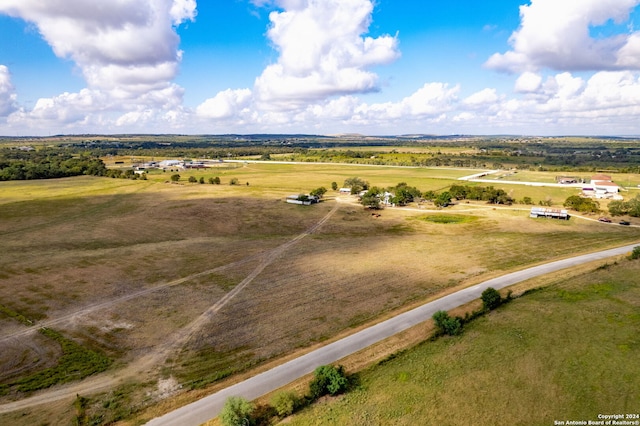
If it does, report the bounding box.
[598,217,612,223]
[619,220,630,226]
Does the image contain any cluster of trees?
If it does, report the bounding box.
[104,169,146,180]
[432,287,508,337]
[170,174,224,185]
[343,176,369,194]
[219,364,350,425]
[608,195,640,217]
[0,152,107,181]
[448,184,514,205]
[563,195,600,213]
[358,181,423,209]
[357,181,516,210]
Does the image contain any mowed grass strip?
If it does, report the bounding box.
[286,259,640,426]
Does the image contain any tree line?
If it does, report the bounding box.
[0,150,107,181]
[349,179,515,209]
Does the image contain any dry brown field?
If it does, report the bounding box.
[1,166,639,425]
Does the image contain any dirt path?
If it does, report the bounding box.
[0,202,340,414]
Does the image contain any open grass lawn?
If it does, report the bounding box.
[287,258,640,426]
[143,162,478,196]
[1,165,639,424]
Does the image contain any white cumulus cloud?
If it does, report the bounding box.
[196,89,253,119]
[0,0,194,129]
[252,0,400,109]
[462,88,499,107]
[486,0,640,73]
[515,72,543,93]
[0,65,18,117]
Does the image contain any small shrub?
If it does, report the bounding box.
[308,365,348,399]
[629,246,640,260]
[432,310,463,336]
[188,176,197,183]
[481,287,502,311]
[220,396,254,426]
[271,390,297,417]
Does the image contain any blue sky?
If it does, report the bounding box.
[1,0,640,136]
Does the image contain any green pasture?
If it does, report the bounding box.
[0,175,150,205]
[287,258,640,426]
[142,162,480,196]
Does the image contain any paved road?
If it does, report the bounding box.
[146,242,640,426]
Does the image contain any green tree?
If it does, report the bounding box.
[199,176,205,184]
[270,391,298,417]
[629,246,640,260]
[260,153,271,161]
[448,184,469,200]
[481,287,502,311]
[331,181,338,191]
[308,365,348,399]
[310,187,327,198]
[170,174,180,182]
[188,176,197,183]
[422,190,437,201]
[434,191,452,208]
[391,182,421,206]
[609,200,627,216]
[213,176,221,184]
[343,177,369,194]
[360,186,383,209]
[627,195,640,217]
[219,396,254,426]
[208,177,215,184]
[521,196,533,205]
[432,310,462,336]
[564,195,599,213]
[230,177,239,185]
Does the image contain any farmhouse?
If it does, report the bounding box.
[530,207,569,220]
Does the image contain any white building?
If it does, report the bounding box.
[584,173,620,198]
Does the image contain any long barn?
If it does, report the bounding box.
[529,207,569,220]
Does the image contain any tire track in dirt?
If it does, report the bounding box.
[0,202,340,414]
[133,202,341,374]
[0,256,257,343]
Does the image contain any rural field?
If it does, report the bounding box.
[285,256,640,426]
[1,162,639,425]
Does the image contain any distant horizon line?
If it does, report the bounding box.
[3,133,640,140]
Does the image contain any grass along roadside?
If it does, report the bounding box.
[283,256,640,426]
